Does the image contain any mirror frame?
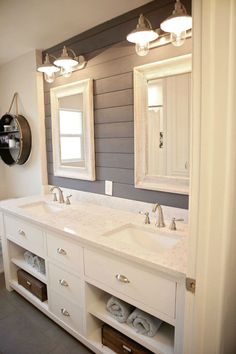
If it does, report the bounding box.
[134,54,192,195]
[50,79,95,181]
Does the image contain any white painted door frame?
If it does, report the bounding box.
[185,1,236,353]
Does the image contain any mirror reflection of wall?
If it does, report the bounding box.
[134,54,191,194]
[147,73,190,178]
[58,93,84,167]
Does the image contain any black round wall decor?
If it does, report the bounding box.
[0,113,32,166]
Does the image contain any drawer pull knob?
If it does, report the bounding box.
[59,279,68,287]
[61,308,70,316]
[115,274,130,283]
[18,229,25,236]
[122,345,132,353]
[57,248,67,255]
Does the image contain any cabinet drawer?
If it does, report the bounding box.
[47,232,83,274]
[84,249,176,319]
[48,262,83,304]
[50,290,83,334]
[4,214,45,257]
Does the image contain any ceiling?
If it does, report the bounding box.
[0,0,152,66]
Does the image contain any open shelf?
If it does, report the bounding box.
[8,241,46,284]
[11,256,46,284]
[0,147,19,150]
[0,130,19,135]
[9,280,48,311]
[87,288,174,354]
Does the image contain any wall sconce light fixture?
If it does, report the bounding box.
[37,46,87,83]
[54,46,86,78]
[126,14,158,56]
[37,54,60,83]
[160,0,192,47]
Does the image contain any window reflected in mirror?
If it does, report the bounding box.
[58,94,84,166]
[50,79,95,180]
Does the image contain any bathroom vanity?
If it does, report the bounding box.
[0,193,187,354]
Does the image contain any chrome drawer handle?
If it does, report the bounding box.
[59,279,68,287]
[57,248,67,255]
[115,274,130,283]
[61,308,70,316]
[18,229,25,236]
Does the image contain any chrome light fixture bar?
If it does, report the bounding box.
[37,54,60,83]
[160,0,192,47]
[126,14,158,56]
[149,28,192,49]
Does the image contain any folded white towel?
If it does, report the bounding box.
[23,251,34,266]
[106,296,134,323]
[127,308,162,337]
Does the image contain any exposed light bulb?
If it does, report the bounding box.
[170,30,186,46]
[61,66,73,78]
[135,41,149,56]
[160,1,192,48]
[126,14,158,56]
[44,72,55,83]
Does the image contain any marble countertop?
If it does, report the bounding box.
[0,194,188,279]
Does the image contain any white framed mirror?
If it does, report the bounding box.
[134,54,191,195]
[50,79,95,180]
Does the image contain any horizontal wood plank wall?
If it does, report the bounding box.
[44,0,191,209]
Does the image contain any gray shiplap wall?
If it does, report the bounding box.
[44,0,191,209]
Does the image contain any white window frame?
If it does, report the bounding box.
[50,79,95,180]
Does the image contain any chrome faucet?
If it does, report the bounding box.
[169,217,184,231]
[139,211,150,224]
[50,186,65,204]
[152,203,165,228]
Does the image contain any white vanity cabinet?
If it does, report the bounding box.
[1,211,185,354]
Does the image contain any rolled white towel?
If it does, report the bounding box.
[127,308,162,337]
[106,296,134,323]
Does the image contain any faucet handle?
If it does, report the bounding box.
[65,194,72,205]
[139,211,150,224]
[52,192,58,202]
[169,217,184,231]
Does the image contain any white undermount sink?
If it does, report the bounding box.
[103,223,183,253]
[20,201,67,214]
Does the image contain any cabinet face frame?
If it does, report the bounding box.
[134,54,192,195]
[50,79,96,181]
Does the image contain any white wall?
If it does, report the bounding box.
[185,0,236,353]
[0,50,47,199]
